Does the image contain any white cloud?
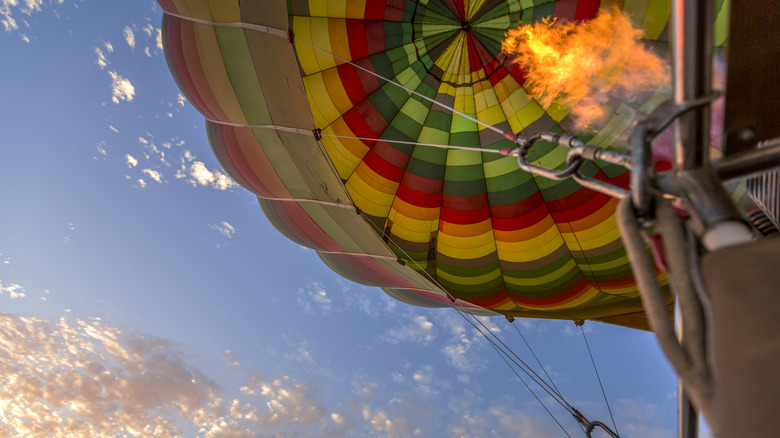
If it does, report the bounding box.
[108,71,134,104]
[142,23,153,37]
[382,314,435,345]
[177,93,186,107]
[208,221,236,239]
[123,25,135,48]
[155,27,162,50]
[94,47,108,69]
[137,178,146,189]
[186,161,236,191]
[141,168,162,183]
[108,125,119,133]
[1,0,43,33]
[125,154,137,168]
[104,41,113,52]
[0,281,25,299]
[297,281,332,315]
[95,141,106,157]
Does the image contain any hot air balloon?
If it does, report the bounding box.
[156,0,732,330]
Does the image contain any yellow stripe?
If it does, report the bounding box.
[496,226,564,262]
[185,0,211,20]
[438,230,496,259]
[562,222,622,251]
[642,0,669,40]
[292,17,319,75]
[390,198,441,222]
[303,74,339,127]
[347,179,395,218]
[327,0,348,17]
[208,0,240,22]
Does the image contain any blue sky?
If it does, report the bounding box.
[0,1,689,436]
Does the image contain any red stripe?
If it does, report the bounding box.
[553,0,577,22]
[547,189,611,222]
[491,200,550,231]
[365,20,387,55]
[342,104,380,140]
[466,34,482,73]
[345,20,368,60]
[364,0,386,20]
[163,18,213,120]
[396,182,443,208]
[400,171,445,194]
[384,0,406,21]
[440,193,491,224]
[355,98,390,136]
[362,147,406,182]
[216,124,280,197]
[575,0,601,21]
[337,64,366,105]
[276,202,342,252]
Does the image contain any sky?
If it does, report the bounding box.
[0,1,692,437]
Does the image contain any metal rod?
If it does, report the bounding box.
[672,0,715,171]
[676,301,700,438]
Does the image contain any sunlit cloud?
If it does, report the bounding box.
[382,314,435,345]
[94,47,108,69]
[108,71,135,104]
[125,154,137,168]
[1,0,43,33]
[297,281,332,315]
[0,281,25,299]
[108,124,119,133]
[0,313,648,437]
[141,168,162,184]
[186,161,237,191]
[123,25,135,49]
[208,221,236,239]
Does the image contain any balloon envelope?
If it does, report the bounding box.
[157,0,728,329]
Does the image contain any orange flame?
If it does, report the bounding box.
[502,8,669,131]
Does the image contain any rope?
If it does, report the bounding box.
[319,133,507,154]
[292,38,516,141]
[360,209,581,435]
[579,325,618,436]
[512,322,564,398]
[616,195,714,422]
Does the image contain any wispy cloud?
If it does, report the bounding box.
[0,281,25,299]
[382,314,435,345]
[122,25,135,49]
[208,221,236,239]
[1,0,43,34]
[297,281,332,315]
[94,47,108,69]
[141,168,162,184]
[108,71,134,104]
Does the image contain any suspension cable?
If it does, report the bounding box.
[511,321,564,398]
[360,211,582,433]
[578,324,619,436]
[292,37,520,141]
[319,133,508,154]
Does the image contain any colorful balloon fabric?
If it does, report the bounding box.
[157,0,729,329]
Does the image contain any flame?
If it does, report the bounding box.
[502,8,669,131]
